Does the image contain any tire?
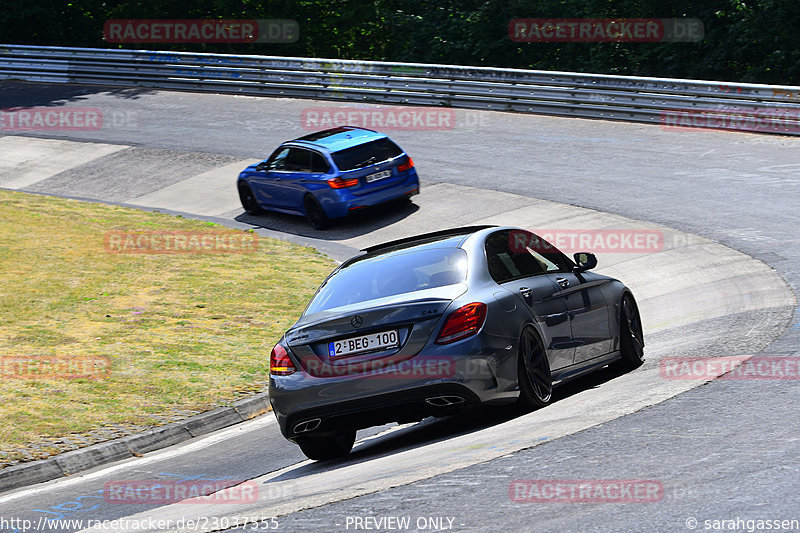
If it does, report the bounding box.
[516,327,553,410]
[616,294,645,370]
[238,183,262,215]
[296,430,356,461]
[304,195,331,230]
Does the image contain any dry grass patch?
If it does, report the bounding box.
[0,190,336,466]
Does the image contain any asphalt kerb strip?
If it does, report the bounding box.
[0,392,270,493]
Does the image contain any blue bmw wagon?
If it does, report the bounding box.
[237,127,420,229]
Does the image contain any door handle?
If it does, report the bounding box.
[520,287,532,298]
[556,277,570,288]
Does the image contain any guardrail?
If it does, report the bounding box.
[2,44,800,135]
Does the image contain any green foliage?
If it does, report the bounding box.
[1,0,798,83]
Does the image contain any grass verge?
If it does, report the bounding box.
[0,189,336,467]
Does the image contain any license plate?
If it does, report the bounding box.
[365,170,392,183]
[329,330,399,358]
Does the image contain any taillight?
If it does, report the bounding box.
[398,157,414,172]
[435,303,487,344]
[270,343,296,376]
[328,177,359,189]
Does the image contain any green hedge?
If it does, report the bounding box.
[3,0,798,84]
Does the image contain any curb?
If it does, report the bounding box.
[0,392,270,494]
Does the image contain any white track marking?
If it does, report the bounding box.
[127,160,258,216]
[0,417,276,504]
[0,136,126,189]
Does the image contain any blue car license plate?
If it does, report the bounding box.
[365,170,392,183]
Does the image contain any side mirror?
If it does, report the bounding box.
[573,252,597,272]
[255,162,269,172]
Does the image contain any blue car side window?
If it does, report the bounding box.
[285,148,312,172]
[268,148,291,171]
[310,152,330,173]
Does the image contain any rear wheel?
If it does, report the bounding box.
[296,430,356,461]
[516,327,552,410]
[304,195,330,230]
[238,183,262,215]
[616,294,645,370]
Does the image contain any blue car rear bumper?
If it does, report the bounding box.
[316,170,420,219]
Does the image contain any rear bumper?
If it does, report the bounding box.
[270,342,509,439]
[275,383,481,441]
[317,171,420,219]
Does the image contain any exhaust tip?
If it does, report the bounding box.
[293,418,322,433]
[425,395,465,407]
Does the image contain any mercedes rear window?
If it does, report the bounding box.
[304,248,467,314]
[330,138,404,171]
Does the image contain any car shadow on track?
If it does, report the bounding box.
[234,197,420,240]
[262,363,634,483]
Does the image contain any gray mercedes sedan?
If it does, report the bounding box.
[269,226,644,460]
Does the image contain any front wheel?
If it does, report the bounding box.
[616,294,645,370]
[238,183,262,215]
[296,430,356,461]
[516,327,552,410]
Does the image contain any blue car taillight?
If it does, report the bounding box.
[328,177,359,189]
[398,157,414,172]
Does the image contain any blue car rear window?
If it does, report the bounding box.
[305,248,467,314]
[331,138,404,171]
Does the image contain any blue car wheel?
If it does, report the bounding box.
[238,182,262,216]
[304,195,330,230]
